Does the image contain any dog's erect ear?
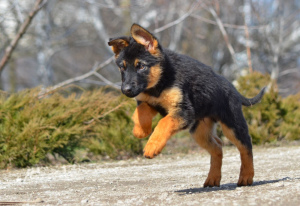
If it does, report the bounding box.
[108,36,130,56]
[131,24,159,55]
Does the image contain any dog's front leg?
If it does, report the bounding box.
[143,115,182,158]
[132,102,158,139]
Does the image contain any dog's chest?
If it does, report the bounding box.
[135,87,182,116]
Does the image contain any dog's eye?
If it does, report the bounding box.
[136,63,146,70]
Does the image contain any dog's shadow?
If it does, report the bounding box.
[175,177,294,195]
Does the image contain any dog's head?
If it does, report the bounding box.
[108,24,163,98]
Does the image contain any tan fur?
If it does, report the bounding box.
[135,87,182,117]
[143,115,183,158]
[220,123,254,186]
[131,25,160,56]
[110,39,129,57]
[149,40,160,57]
[192,118,223,187]
[134,59,139,67]
[135,87,184,158]
[132,102,158,139]
[147,64,162,89]
[134,59,162,89]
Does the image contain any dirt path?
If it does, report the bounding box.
[1,146,300,205]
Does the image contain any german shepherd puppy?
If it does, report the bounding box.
[108,24,265,187]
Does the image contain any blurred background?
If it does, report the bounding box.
[1,0,300,168]
[1,0,299,96]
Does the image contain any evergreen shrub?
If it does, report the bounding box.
[0,88,141,168]
[237,72,300,144]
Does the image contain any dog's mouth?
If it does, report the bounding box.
[123,91,139,98]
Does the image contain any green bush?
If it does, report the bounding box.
[0,88,142,168]
[237,72,300,144]
[1,72,299,168]
[280,93,300,140]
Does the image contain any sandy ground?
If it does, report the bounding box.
[0,146,300,206]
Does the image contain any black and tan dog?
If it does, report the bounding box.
[108,24,265,187]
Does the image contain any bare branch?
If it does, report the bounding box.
[38,56,117,97]
[154,1,202,34]
[191,14,267,30]
[88,0,114,54]
[92,71,119,89]
[80,79,115,86]
[0,0,48,74]
[154,12,190,34]
[208,6,236,63]
[279,68,299,77]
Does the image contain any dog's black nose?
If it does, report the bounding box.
[122,85,132,94]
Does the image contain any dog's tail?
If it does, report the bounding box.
[240,87,266,106]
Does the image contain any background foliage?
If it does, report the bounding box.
[0,72,299,168]
[0,88,141,168]
[237,72,300,144]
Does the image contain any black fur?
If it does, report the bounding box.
[108,24,265,151]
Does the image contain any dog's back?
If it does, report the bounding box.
[108,23,265,187]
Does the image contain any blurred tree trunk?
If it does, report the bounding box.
[168,3,184,51]
[35,3,54,87]
[270,15,283,82]
[88,1,113,55]
[130,0,139,23]
[243,0,253,73]
[35,10,47,87]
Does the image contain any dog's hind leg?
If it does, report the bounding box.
[191,118,223,187]
[220,112,254,186]
[132,102,158,139]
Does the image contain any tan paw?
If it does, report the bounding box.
[237,174,254,186]
[133,125,151,139]
[237,168,254,186]
[143,141,163,159]
[203,174,221,187]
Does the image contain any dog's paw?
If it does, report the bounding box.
[133,125,151,139]
[237,167,254,186]
[143,141,163,159]
[237,173,254,186]
[203,175,221,187]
